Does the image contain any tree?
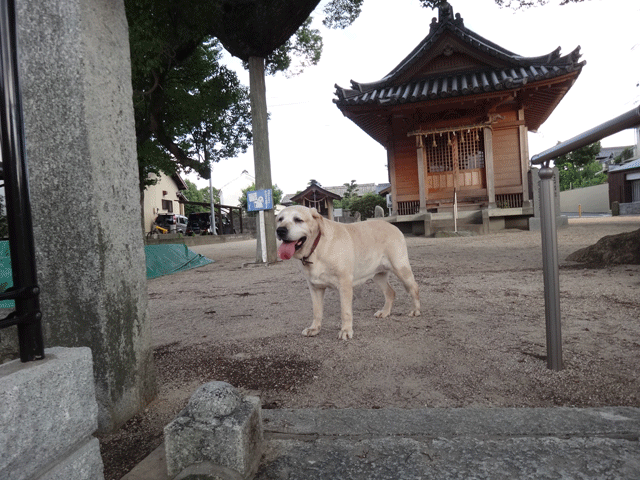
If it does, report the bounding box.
[349,193,388,219]
[182,179,220,216]
[333,180,359,210]
[554,142,605,191]
[126,1,254,190]
[239,183,284,216]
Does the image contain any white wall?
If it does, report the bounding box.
[143,174,185,232]
[559,183,610,214]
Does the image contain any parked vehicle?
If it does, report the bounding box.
[155,213,188,234]
[187,212,214,235]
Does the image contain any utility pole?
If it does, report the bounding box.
[248,56,277,263]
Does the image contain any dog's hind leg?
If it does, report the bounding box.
[303,285,325,337]
[392,263,421,317]
[373,271,395,318]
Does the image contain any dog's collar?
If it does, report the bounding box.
[301,232,321,266]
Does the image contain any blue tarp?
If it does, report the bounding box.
[0,242,214,308]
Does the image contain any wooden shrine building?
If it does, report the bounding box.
[334,2,584,234]
[290,181,342,220]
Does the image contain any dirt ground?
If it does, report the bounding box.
[99,216,640,480]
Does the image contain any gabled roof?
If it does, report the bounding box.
[334,2,585,144]
[290,184,342,203]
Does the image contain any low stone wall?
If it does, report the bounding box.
[620,201,640,215]
[0,347,104,479]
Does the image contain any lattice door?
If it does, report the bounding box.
[425,128,486,198]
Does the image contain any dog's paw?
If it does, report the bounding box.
[338,328,353,340]
[408,309,421,317]
[302,327,320,337]
[374,309,390,318]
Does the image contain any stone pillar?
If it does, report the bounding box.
[529,167,568,231]
[16,0,156,431]
[165,382,264,479]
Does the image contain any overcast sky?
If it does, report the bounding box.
[189,0,640,205]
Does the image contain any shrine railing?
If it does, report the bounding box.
[0,0,45,362]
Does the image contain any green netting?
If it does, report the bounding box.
[0,242,213,308]
[0,241,12,308]
[145,244,214,279]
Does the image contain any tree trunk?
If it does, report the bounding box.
[249,56,277,263]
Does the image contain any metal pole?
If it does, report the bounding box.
[209,171,217,235]
[538,165,562,371]
[0,0,44,361]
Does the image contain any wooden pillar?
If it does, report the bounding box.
[416,135,427,213]
[518,108,531,207]
[388,143,398,215]
[451,133,459,195]
[484,127,496,207]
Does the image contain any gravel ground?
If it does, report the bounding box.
[99,215,640,480]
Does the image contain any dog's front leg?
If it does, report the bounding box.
[338,280,354,340]
[302,284,325,337]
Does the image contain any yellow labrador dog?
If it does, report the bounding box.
[276,206,421,340]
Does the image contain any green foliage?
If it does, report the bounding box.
[239,184,284,215]
[248,17,323,76]
[182,179,220,216]
[334,180,359,210]
[613,147,635,165]
[349,192,387,219]
[126,0,253,190]
[555,142,606,191]
[323,0,365,29]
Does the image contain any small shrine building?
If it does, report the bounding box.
[334,2,584,234]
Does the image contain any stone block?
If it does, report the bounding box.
[164,382,263,479]
[0,347,103,480]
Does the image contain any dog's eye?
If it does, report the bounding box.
[293,217,303,224]
[276,216,283,223]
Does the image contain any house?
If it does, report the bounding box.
[333,2,584,234]
[608,158,640,215]
[143,172,188,233]
[598,145,636,171]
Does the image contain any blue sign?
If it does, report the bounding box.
[247,189,273,212]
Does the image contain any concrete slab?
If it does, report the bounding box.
[122,407,640,480]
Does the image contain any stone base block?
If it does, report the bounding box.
[164,382,263,479]
[0,347,104,480]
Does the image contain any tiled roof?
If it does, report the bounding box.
[324,183,379,196]
[334,2,584,140]
[335,61,581,107]
[609,158,640,173]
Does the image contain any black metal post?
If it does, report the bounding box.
[0,0,44,361]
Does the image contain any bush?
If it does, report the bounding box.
[349,193,387,219]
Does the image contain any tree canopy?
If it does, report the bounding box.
[554,142,605,191]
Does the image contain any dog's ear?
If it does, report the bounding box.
[310,208,322,221]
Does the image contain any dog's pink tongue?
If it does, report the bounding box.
[278,241,296,260]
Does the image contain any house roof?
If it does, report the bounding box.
[597,146,635,164]
[290,184,342,203]
[608,158,640,173]
[284,183,390,205]
[324,183,379,197]
[334,2,584,145]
